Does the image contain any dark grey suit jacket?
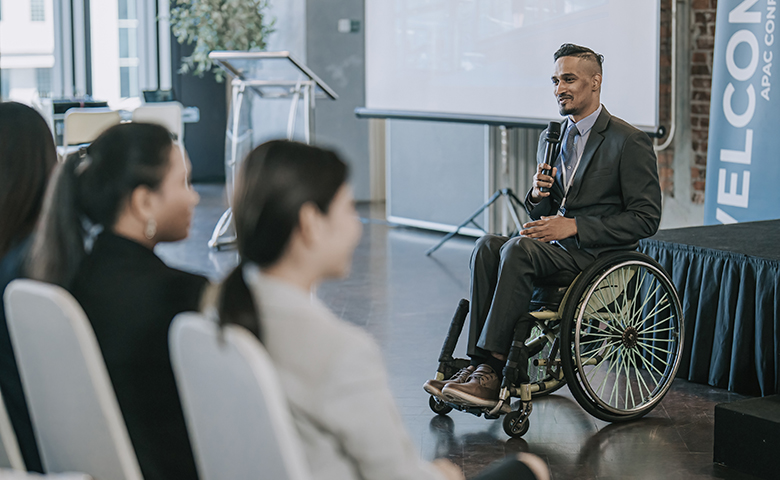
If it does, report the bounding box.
[525,107,662,269]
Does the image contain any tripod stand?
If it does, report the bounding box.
[425,187,525,256]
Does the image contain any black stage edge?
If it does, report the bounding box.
[714,395,780,479]
[640,220,780,396]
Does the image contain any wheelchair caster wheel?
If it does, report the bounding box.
[503,410,530,438]
[429,395,453,415]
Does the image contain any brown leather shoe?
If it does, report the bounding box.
[441,364,500,407]
[423,365,475,398]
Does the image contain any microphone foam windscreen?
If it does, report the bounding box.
[546,121,561,141]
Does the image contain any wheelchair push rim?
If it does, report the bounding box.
[562,254,684,421]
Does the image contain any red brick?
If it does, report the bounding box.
[692,52,708,64]
[697,37,715,49]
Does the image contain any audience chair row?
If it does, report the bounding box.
[1,279,309,480]
[61,102,184,156]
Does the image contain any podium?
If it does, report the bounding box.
[207,51,338,249]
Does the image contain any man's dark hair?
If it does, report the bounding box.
[554,43,604,74]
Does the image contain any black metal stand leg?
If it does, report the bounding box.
[425,188,527,256]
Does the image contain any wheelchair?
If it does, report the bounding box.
[427,250,684,438]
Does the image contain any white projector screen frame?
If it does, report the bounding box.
[364,0,660,131]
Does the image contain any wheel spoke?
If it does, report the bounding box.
[638,316,674,335]
[603,347,622,403]
[634,293,671,328]
[626,279,664,328]
[625,267,648,326]
[624,349,635,409]
[579,316,618,335]
[590,287,623,330]
[588,343,622,398]
[619,267,635,323]
[637,342,672,374]
[632,350,653,402]
[638,342,673,355]
[610,271,627,329]
[579,335,616,346]
[635,347,663,385]
[637,336,675,342]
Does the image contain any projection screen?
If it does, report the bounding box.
[364,0,661,131]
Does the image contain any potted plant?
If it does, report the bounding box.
[170,0,275,82]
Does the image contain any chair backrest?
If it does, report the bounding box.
[62,109,121,147]
[0,390,25,471]
[169,313,311,480]
[2,280,142,480]
[131,102,184,141]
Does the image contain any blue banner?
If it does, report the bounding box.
[704,0,780,224]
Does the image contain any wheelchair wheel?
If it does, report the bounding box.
[528,324,566,398]
[502,410,530,438]
[429,395,453,415]
[561,252,684,422]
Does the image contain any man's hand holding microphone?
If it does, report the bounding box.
[522,121,578,242]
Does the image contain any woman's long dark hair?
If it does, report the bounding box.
[28,122,174,287]
[0,102,57,258]
[218,140,348,341]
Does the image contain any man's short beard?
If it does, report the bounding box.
[559,105,576,116]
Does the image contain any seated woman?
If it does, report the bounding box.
[0,101,58,473]
[29,123,207,480]
[215,140,548,480]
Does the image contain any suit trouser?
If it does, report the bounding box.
[467,235,583,358]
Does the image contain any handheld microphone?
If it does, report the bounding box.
[539,121,561,193]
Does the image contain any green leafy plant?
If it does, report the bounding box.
[170,0,275,82]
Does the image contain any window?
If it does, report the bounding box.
[90,0,158,105]
[31,0,45,22]
[1,73,9,100]
[118,0,140,99]
[36,68,52,97]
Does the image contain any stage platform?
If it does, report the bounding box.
[640,219,780,396]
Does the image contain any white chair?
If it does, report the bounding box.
[131,102,184,142]
[62,109,121,148]
[0,391,25,471]
[169,313,311,480]
[2,280,142,480]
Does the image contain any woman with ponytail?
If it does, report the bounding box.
[215,140,460,480]
[29,123,206,480]
[0,102,58,473]
[220,140,549,480]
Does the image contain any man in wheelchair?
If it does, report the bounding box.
[424,43,663,411]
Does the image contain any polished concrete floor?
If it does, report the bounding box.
[157,184,759,480]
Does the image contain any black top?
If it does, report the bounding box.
[69,232,208,480]
[0,237,44,473]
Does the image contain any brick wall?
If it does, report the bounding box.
[690,0,718,204]
[658,0,674,196]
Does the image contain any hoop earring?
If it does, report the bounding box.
[144,218,157,240]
